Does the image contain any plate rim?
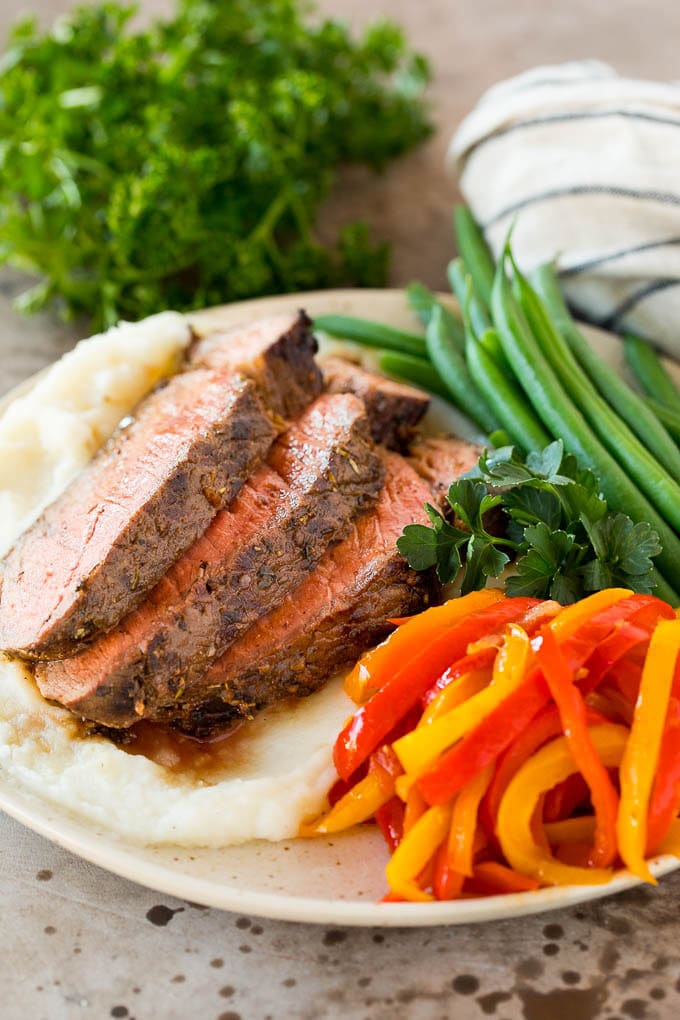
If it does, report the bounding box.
[1,287,678,926]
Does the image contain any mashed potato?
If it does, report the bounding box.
[0,312,352,846]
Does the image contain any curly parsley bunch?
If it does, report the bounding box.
[0,0,431,327]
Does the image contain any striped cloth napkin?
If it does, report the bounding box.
[448,61,680,358]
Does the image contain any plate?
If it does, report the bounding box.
[0,288,678,926]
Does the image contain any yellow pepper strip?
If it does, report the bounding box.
[394,623,530,779]
[343,589,502,704]
[547,588,631,643]
[299,769,394,837]
[419,670,491,727]
[497,724,628,886]
[617,619,680,883]
[447,764,494,877]
[544,817,596,845]
[385,803,453,902]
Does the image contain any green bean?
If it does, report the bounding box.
[313,314,426,358]
[531,263,680,484]
[645,397,680,444]
[465,327,551,453]
[447,258,491,338]
[623,333,680,409]
[491,248,680,597]
[426,304,497,432]
[378,351,451,402]
[453,205,495,308]
[405,281,466,352]
[512,263,680,533]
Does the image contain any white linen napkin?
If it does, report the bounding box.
[448,61,680,358]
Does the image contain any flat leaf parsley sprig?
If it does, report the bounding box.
[397,440,662,604]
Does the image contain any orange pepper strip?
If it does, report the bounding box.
[299,768,394,836]
[617,619,680,882]
[448,765,494,877]
[548,589,632,642]
[394,623,531,778]
[343,589,503,704]
[403,785,428,834]
[497,724,628,886]
[536,628,620,868]
[432,837,465,901]
[385,803,453,902]
[468,861,540,895]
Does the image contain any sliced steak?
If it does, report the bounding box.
[0,312,321,659]
[322,355,429,450]
[176,451,438,735]
[36,394,383,728]
[407,435,482,507]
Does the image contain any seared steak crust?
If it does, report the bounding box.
[36,394,383,728]
[181,451,437,735]
[323,355,429,450]
[0,312,321,659]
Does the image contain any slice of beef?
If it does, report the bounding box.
[0,312,322,660]
[322,355,429,450]
[175,451,438,736]
[407,435,482,508]
[36,393,383,728]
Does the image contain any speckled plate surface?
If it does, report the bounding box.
[1,289,679,926]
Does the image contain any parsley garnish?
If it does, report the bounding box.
[0,1,431,328]
[397,441,662,603]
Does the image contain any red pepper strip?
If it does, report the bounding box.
[578,623,651,696]
[481,705,608,840]
[422,648,497,708]
[610,658,643,706]
[567,595,672,664]
[543,773,590,823]
[646,663,680,854]
[433,838,465,901]
[536,628,620,867]
[334,596,539,780]
[375,796,406,852]
[466,861,540,895]
[418,595,653,808]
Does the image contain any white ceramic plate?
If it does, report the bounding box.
[1,288,678,926]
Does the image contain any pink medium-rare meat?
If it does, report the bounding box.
[36,393,383,728]
[0,312,321,659]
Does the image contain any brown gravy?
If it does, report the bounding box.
[113,720,247,783]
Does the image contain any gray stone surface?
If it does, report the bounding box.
[3,2,680,1017]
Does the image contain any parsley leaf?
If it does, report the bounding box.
[397,440,662,604]
[0,1,431,328]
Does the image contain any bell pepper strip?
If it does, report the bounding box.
[432,837,465,901]
[548,588,632,642]
[418,595,651,808]
[536,628,620,867]
[618,619,680,882]
[298,769,394,837]
[658,819,680,856]
[376,796,405,852]
[543,774,590,824]
[578,623,651,696]
[447,764,494,877]
[343,589,503,704]
[647,694,680,854]
[422,648,497,707]
[394,623,531,778]
[481,705,608,841]
[334,594,537,781]
[544,817,596,845]
[403,785,428,834]
[497,724,628,886]
[385,803,453,902]
[419,670,491,727]
[467,861,540,895]
[587,686,635,726]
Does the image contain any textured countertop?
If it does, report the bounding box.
[3,2,680,1018]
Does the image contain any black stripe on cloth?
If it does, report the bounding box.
[483,186,680,229]
[598,278,680,331]
[560,237,680,277]
[467,109,680,159]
